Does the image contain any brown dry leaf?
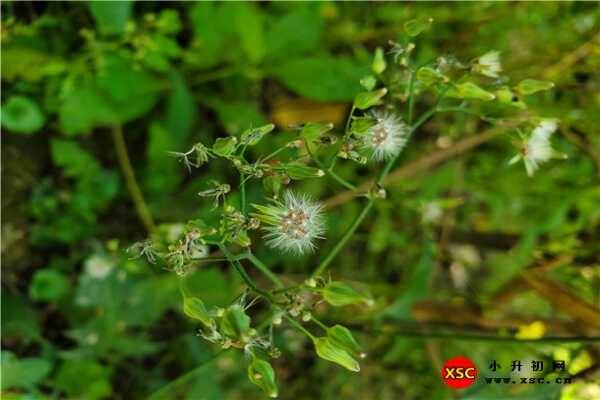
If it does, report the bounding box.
[269,96,348,129]
[522,272,600,332]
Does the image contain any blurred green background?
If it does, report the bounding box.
[2,2,600,399]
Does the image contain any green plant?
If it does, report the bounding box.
[128,19,562,397]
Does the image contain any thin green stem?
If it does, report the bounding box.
[239,144,248,213]
[311,199,374,278]
[311,317,329,332]
[110,125,155,234]
[386,330,600,343]
[311,75,445,278]
[328,105,356,168]
[245,252,284,289]
[377,86,449,184]
[407,72,416,125]
[285,315,316,340]
[188,66,239,86]
[306,141,356,190]
[147,350,227,399]
[262,146,288,162]
[436,106,498,124]
[271,284,302,295]
[219,245,273,301]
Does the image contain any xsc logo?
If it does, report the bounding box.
[441,356,478,389]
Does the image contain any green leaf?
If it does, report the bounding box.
[1,352,52,390]
[219,304,251,339]
[189,3,234,68]
[58,81,118,135]
[241,123,275,146]
[353,88,388,110]
[263,175,283,198]
[327,325,362,357]
[515,79,555,95]
[495,86,526,109]
[321,281,371,307]
[266,8,323,59]
[1,294,39,342]
[230,3,265,64]
[95,55,160,121]
[183,297,213,326]
[1,96,45,134]
[55,359,112,400]
[272,57,367,101]
[1,47,65,82]
[248,357,278,398]
[89,1,132,35]
[300,122,334,141]
[145,72,195,196]
[404,17,433,37]
[282,162,324,180]
[372,47,387,74]
[360,75,377,91]
[416,67,447,86]
[212,137,238,157]
[59,56,159,135]
[51,139,99,178]
[207,100,267,135]
[313,337,360,372]
[447,82,495,101]
[350,116,376,136]
[29,269,70,301]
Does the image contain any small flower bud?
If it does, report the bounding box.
[313,337,360,372]
[321,281,372,307]
[305,278,317,288]
[248,357,278,398]
[327,324,362,358]
[301,311,312,322]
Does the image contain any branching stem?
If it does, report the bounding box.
[111,125,156,234]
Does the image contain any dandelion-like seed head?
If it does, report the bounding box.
[523,119,558,176]
[364,110,409,162]
[254,191,325,255]
[475,50,502,78]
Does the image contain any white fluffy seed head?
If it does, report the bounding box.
[476,50,502,78]
[523,119,558,176]
[261,191,325,255]
[364,110,409,162]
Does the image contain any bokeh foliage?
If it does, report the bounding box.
[2,2,600,399]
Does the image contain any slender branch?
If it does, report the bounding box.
[325,126,506,208]
[147,350,226,400]
[245,252,284,289]
[328,105,357,169]
[219,245,273,301]
[378,329,600,343]
[407,71,416,125]
[311,199,374,278]
[305,141,356,191]
[239,144,249,213]
[311,70,421,278]
[110,125,156,233]
[262,146,289,162]
[285,315,316,340]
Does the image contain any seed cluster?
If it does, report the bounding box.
[280,209,311,241]
[371,125,388,146]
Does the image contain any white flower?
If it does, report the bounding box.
[85,255,114,279]
[364,110,409,161]
[252,191,325,255]
[474,50,502,78]
[510,119,561,176]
